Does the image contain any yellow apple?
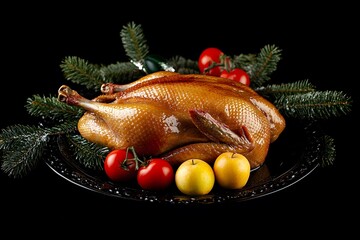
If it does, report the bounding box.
[175,159,215,196]
[213,152,250,189]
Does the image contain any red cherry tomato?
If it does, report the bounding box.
[104,149,137,182]
[137,158,174,191]
[220,68,251,86]
[198,47,224,76]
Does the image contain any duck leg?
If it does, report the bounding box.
[161,109,257,168]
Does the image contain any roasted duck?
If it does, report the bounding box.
[57,71,286,169]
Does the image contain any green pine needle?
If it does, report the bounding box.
[65,134,109,170]
[120,22,149,62]
[60,56,104,91]
[247,44,282,87]
[304,123,336,167]
[0,124,51,178]
[50,121,79,135]
[0,124,47,150]
[255,79,316,99]
[61,56,146,89]
[167,56,199,74]
[26,94,84,121]
[99,61,145,84]
[0,120,82,178]
[320,135,336,167]
[232,53,256,70]
[275,90,353,120]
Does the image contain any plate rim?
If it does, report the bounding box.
[44,130,320,205]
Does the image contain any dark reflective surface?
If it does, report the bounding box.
[45,119,322,205]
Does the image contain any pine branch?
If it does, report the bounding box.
[65,134,109,170]
[50,121,79,135]
[167,56,199,74]
[304,123,336,167]
[275,90,353,120]
[0,124,51,178]
[255,79,316,99]
[60,56,104,91]
[26,94,84,121]
[232,53,256,70]
[99,62,145,84]
[320,135,336,167]
[61,56,147,89]
[0,120,81,178]
[247,44,282,87]
[120,22,149,62]
[0,124,46,150]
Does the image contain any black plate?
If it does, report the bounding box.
[45,119,323,205]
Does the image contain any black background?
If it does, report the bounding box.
[2,3,358,236]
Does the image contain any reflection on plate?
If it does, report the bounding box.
[45,120,322,205]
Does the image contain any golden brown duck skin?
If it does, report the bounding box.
[57,72,286,169]
[101,71,285,142]
[58,86,211,156]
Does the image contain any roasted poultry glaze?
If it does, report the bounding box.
[58,71,286,169]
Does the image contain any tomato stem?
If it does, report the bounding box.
[127,146,144,170]
[203,54,232,73]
